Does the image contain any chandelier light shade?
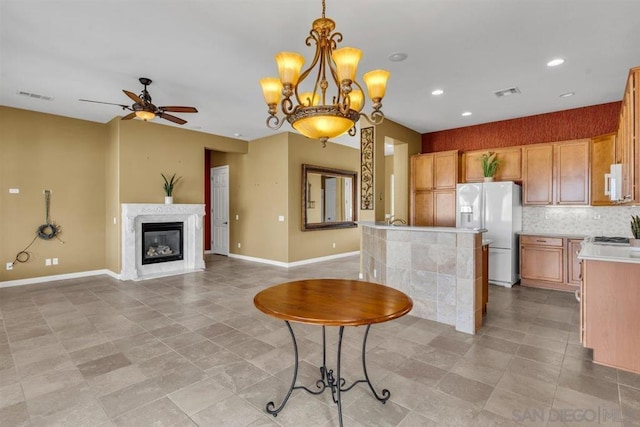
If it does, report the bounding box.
[260,0,389,146]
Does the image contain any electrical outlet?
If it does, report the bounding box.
[278,215,285,222]
[373,269,377,278]
[113,217,117,225]
[6,262,13,270]
[237,243,241,248]
[52,258,59,265]
[235,214,239,220]
[332,242,336,248]
[45,258,52,266]
[9,188,19,194]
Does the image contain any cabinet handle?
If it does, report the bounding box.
[536,239,547,243]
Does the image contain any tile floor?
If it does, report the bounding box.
[0,254,639,426]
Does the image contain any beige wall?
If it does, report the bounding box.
[384,154,394,216]
[0,107,107,281]
[210,132,360,263]
[104,118,120,273]
[367,119,422,222]
[1,107,248,282]
[392,141,409,221]
[288,133,360,262]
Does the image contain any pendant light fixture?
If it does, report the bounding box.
[260,0,390,147]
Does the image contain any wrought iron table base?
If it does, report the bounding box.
[265,321,390,426]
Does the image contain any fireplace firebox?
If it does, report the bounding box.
[141,222,184,265]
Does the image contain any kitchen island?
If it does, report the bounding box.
[578,242,640,374]
[360,222,485,334]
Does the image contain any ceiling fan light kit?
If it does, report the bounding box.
[79,77,198,125]
[260,0,389,146]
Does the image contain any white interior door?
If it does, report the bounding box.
[211,166,229,256]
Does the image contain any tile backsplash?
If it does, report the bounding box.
[523,205,640,236]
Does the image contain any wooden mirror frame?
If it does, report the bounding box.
[302,164,358,231]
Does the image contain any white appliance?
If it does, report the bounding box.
[456,182,522,287]
[605,163,622,201]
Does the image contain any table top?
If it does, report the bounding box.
[253,279,413,326]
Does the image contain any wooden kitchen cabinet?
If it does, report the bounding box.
[615,66,639,203]
[522,140,590,206]
[520,234,584,292]
[413,191,434,226]
[555,139,590,205]
[522,144,554,205]
[567,239,583,287]
[434,151,459,189]
[434,190,456,227]
[590,133,616,206]
[463,147,522,183]
[520,236,565,285]
[410,150,459,225]
[582,259,640,374]
[413,154,434,191]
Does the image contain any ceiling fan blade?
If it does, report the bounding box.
[159,106,198,113]
[123,90,143,104]
[158,112,187,125]
[79,99,131,109]
[121,112,136,120]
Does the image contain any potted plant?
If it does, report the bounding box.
[480,152,499,181]
[631,214,640,247]
[162,173,181,204]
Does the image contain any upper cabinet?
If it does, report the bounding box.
[555,139,590,205]
[522,140,590,206]
[590,133,616,206]
[411,150,459,191]
[463,147,522,183]
[615,67,640,202]
[522,144,554,205]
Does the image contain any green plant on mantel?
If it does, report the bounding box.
[162,173,182,196]
[480,152,499,178]
[631,215,640,239]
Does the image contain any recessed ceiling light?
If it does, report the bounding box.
[462,112,472,117]
[547,58,565,67]
[559,92,575,98]
[388,52,408,62]
[431,89,444,96]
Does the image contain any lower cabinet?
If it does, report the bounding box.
[520,235,582,292]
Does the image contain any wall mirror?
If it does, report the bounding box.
[302,164,358,231]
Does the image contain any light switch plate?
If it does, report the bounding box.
[9,188,19,194]
[278,215,285,222]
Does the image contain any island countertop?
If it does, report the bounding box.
[578,242,640,264]
[359,221,486,234]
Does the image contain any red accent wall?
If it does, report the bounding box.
[422,102,621,153]
[204,149,211,251]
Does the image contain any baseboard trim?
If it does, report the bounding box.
[228,251,360,268]
[0,269,119,288]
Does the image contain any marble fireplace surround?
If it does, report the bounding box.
[121,203,205,281]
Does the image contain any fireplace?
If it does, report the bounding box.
[121,203,205,281]
[141,222,184,265]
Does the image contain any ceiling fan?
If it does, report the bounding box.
[79,77,198,125]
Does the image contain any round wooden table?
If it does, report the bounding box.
[254,279,413,426]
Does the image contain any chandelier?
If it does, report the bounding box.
[260,0,390,147]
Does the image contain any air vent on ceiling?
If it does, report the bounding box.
[17,91,54,101]
[493,87,521,98]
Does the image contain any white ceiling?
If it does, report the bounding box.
[2,0,640,148]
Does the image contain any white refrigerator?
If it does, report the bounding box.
[456,182,522,287]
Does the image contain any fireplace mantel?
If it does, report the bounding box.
[121,203,205,281]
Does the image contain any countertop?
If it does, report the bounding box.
[518,231,588,240]
[359,221,486,234]
[578,242,640,264]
